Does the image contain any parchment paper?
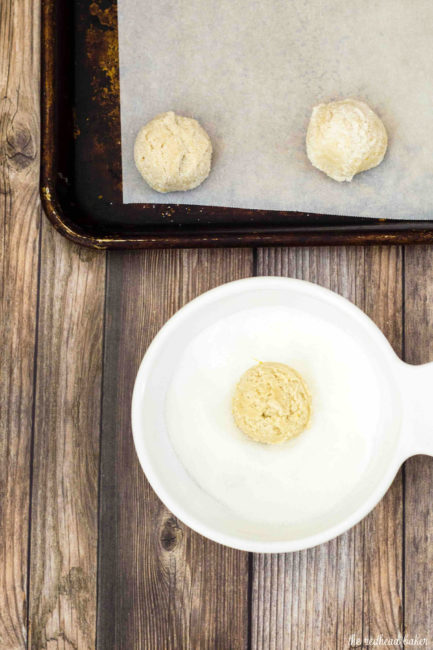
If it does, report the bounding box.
[118,0,433,219]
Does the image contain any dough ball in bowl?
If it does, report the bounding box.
[232,362,312,445]
[306,99,388,182]
[134,111,212,193]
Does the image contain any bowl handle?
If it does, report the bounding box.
[399,361,433,458]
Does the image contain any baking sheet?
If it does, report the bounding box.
[118,0,433,219]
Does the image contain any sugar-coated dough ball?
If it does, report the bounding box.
[134,111,212,193]
[232,362,312,445]
[306,99,388,182]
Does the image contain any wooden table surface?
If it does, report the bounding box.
[2,2,433,649]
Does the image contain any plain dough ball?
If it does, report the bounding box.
[232,362,312,445]
[306,99,388,182]
[134,111,212,192]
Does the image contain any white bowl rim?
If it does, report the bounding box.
[131,276,405,553]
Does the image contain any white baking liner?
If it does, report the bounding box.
[118,0,433,219]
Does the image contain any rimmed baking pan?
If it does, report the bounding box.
[40,0,433,248]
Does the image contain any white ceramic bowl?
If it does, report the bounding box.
[131,277,433,553]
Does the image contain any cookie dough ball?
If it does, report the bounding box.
[134,111,212,193]
[232,362,312,445]
[306,99,388,182]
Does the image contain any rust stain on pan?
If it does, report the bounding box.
[82,0,122,193]
[86,2,119,114]
[72,108,81,139]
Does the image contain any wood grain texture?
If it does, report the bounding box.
[28,226,105,649]
[361,248,403,648]
[3,0,433,645]
[98,249,253,650]
[252,247,403,650]
[403,246,433,648]
[0,0,41,647]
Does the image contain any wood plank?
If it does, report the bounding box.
[361,247,403,646]
[252,246,403,650]
[0,0,41,647]
[403,246,433,648]
[28,228,105,649]
[98,249,253,650]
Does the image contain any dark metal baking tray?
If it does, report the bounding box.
[41,0,433,248]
